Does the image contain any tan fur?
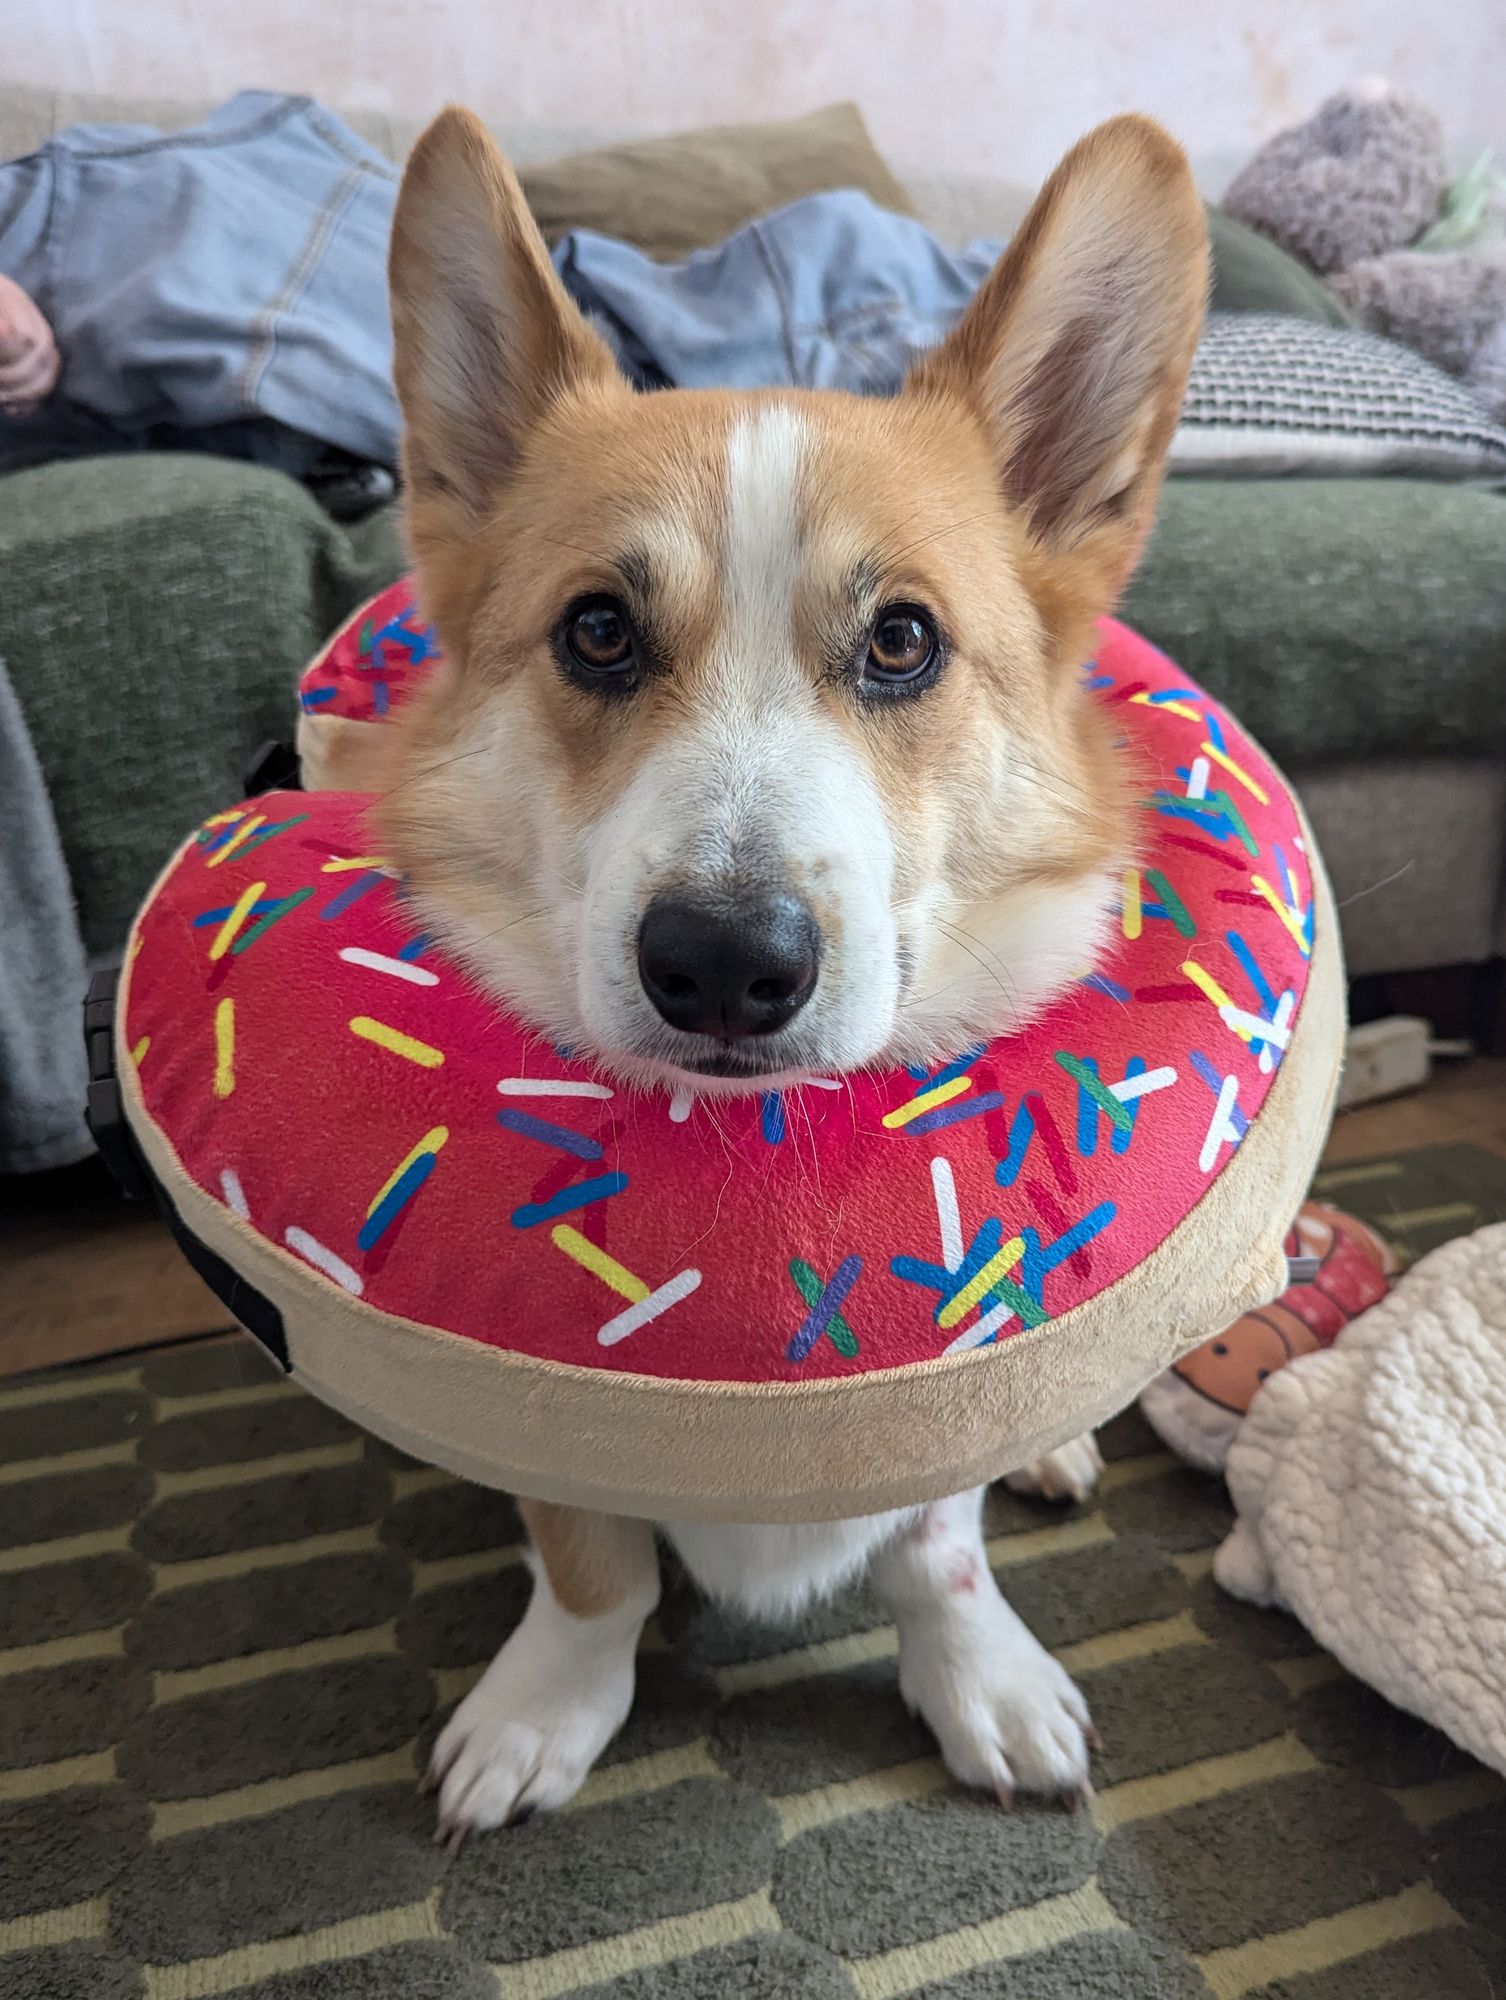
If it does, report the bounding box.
[298,712,405,795]
[375,107,1207,1086]
[519,1497,657,1619]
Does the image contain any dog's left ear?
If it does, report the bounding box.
[908,116,1207,614]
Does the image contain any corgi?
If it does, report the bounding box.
[358,106,1206,1842]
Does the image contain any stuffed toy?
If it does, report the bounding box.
[1222,80,1506,421]
[1214,1223,1506,1779]
[1140,1201,1397,1472]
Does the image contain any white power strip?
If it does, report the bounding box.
[1338,1015,1459,1109]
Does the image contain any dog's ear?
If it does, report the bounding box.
[389,107,620,523]
[907,116,1206,618]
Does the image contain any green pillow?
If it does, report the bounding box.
[1206,205,1353,326]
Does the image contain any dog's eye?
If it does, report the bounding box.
[864,604,937,685]
[563,595,637,676]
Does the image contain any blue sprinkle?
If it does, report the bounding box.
[497,1107,602,1161]
[904,1092,1005,1138]
[193,900,277,928]
[320,870,386,920]
[1080,972,1130,1002]
[357,1151,437,1251]
[1226,932,1277,1013]
[785,1254,863,1364]
[511,1173,627,1228]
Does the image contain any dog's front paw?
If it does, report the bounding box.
[900,1608,1096,1805]
[426,1638,633,1847]
[1004,1432,1104,1505]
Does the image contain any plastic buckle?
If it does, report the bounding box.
[83,966,153,1201]
[243,739,302,797]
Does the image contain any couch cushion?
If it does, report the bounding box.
[518,103,915,255]
[3,455,405,957]
[1123,476,1506,768]
[1206,207,1352,326]
[1170,316,1506,479]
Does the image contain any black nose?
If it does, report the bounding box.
[637,895,821,1039]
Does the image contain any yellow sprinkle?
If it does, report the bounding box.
[551,1225,649,1303]
[366,1126,449,1218]
[882,1076,971,1130]
[205,814,265,868]
[213,999,235,1098]
[1131,694,1202,722]
[1121,868,1143,941]
[207,879,267,962]
[131,1036,150,1067]
[349,1017,445,1067]
[1202,740,1269,805]
[937,1236,1026,1330]
[1182,958,1251,1041]
[321,855,389,874]
[1252,876,1310,955]
[202,809,246,828]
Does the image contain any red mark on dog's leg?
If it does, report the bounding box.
[947,1554,981,1594]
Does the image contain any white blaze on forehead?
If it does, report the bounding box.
[721,405,810,664]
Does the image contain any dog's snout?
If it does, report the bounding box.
[637,894,821,1039]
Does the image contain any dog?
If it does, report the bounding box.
[358,106,1206,1842]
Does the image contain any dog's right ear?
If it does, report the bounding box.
[390,108,619,524]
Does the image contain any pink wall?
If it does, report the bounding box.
[12,0,1503,186]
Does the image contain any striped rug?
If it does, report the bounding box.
[4,1144,1505,2000]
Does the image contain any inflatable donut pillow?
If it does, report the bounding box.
[103,585,1344,1522]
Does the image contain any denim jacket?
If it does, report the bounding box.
[0,91,1003,470]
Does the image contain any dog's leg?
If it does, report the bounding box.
[1004,1431,1104,1505]
[871,1487,1096,1804]
[428,1500,659,1844]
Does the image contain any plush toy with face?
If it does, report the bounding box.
[1140,1203,1397,1472]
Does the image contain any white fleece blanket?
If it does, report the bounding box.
[1214,1222,1506,1776]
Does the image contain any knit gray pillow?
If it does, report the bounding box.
[1170,313,1506,477]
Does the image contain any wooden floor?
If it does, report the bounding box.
[1322,1054,1506,1163]
[0,1157,233,1378]
[4,1058,1506,1380]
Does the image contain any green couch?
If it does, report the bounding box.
[10,453,1504,981]
[6,87,1506,1072]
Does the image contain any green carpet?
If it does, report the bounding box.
[3,1146,1506,1999]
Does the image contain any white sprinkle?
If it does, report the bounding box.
[1199,1075,1242,1173]
[1219,1005,1290,1051]
[668,1088,694,1124]
[1107,1065,1177,1104]
[285,1226,364,1295]
[1186,756,1210,802]
[1257,990,1296,1076]
[944,1298,1016,1354]
[930,1157,963,1274]
[338,947,439,986]
[497,1077,614,1100]
[219,1168,250,1220]
[598,1269,702,1347]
